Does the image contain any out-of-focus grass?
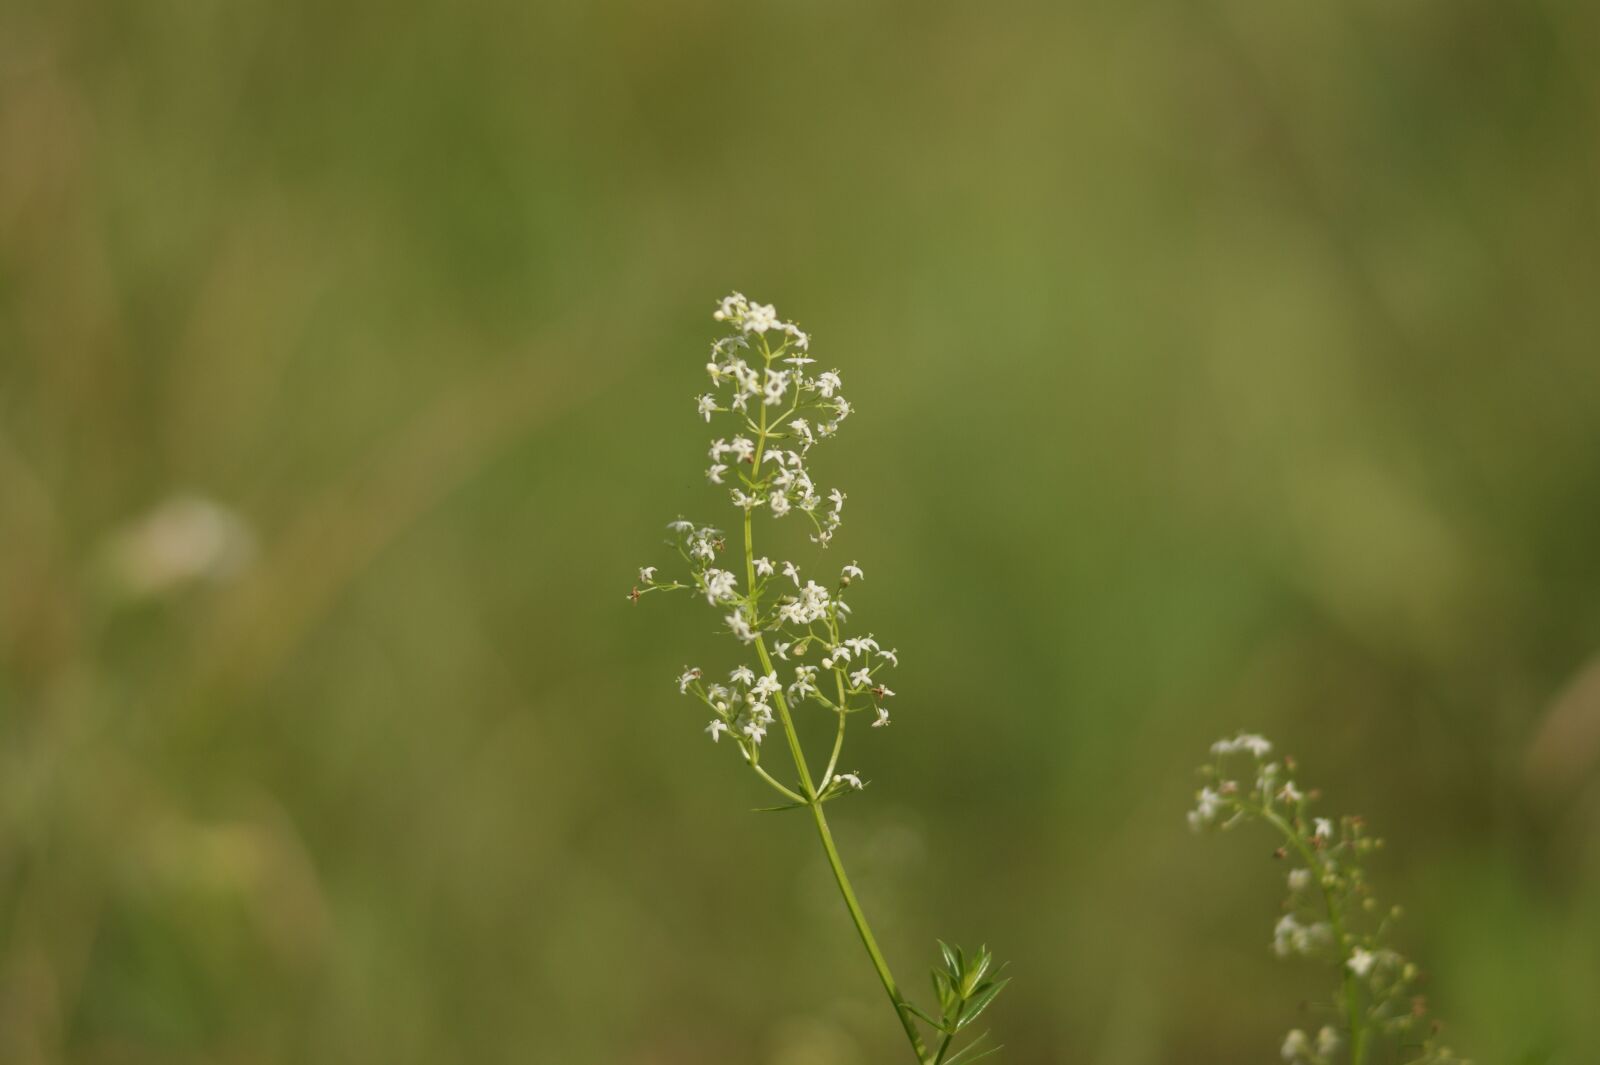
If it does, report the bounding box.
[2,1,1599,1062]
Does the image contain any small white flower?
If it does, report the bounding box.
[788,665,819,699]
[696,394,717,421]
[782,561,801,586]
[773,641,791,660]
[789,419,814,446]
[708,439,730,460]
[841,561,863,582]
[706,464,728,484]
[816,370,842,398]
[731,489,764,510]
[783,322,809,350]
[743,719,768,743]
[1347,948,1376,978]
[702,568,737,605]
[1188,786,1223,830]
[1273,915,1332,958]
[743,302,778,334]
[676,668,702,694]
[1272,915,1300,958]
[1288,868,1312,893]
[849,667,872,688]
[872,706,891,727]
[1279,780,1303,804]
[730,436,756,463]
[833,773,864,790]
[727,611,755,644]
[706,720,729,742]
[668,518,695,534]
[871,681,892,696]
[1314,818,1334,840]
[1315,1027,1339,1058]
[752,672,782,698]
[828,488,846,513]
[754,557,775,577]
[777,581,833,626]
[707,567,736,596]
[1211,732,1273,758]
[879,648,899,667]
[730,665,756,687]
[764,368,788,406]
[639,566,657,583]
[1281,1029,1311,1062]
[770,492,791,517]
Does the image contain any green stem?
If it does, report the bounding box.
[739,345,931,1065]
[1258,805,1367,1065]
[751,763,806,804]
[806,790,932,1064]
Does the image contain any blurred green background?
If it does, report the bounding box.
[3,1,1599,1062]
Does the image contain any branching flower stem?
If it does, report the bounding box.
[1190,735,1464,1065]
[743,381,932,1065]
[1249,801,1369,1065]
[636,295,1004,1065]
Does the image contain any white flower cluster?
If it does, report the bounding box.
[1281,1026,1340,1064]
[1191,735,1469,1065]
[632,294,899,794]
[697,292,852,546]
[1272,913,1333,959]
[1210,732,1272,758]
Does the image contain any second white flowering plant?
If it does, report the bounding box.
[631,294,1008,1065]
[1190,734,1471,1065]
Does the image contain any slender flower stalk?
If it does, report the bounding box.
[632,294,1007,1065]
[1189,734,1471,1065]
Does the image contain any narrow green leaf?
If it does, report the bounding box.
[932,969,957,1015]
[955,978,1010,1030]
[966,950,993,989]
[901,1000,945,1031]
[937,940,960,975]
[942,1031,1002,1065]
[944,1037,1003,1065]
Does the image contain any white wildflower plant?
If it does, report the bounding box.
[631,294,1007,1065]
[1190,734,1471,1065]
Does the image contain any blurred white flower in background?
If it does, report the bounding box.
[101,495,255,598]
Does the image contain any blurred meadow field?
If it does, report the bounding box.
[3,1,1600,1062]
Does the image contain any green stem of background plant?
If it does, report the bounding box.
[741,363,933,1065]
[1259,805,1368,1065]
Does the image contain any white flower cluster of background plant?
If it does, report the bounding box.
[1190,734,1470,1065]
